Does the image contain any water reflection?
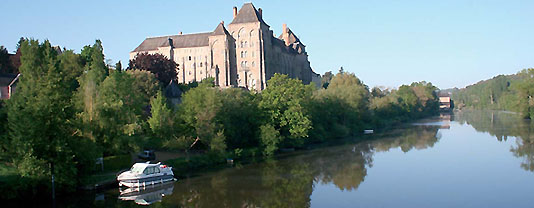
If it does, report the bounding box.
[455,110,534,172]
[59,110,534,207]
[153,124,441,207]
[118,182,175,205]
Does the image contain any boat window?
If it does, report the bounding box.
[131,165,145,174]
[144,167,155,175]
[154,167,160,173]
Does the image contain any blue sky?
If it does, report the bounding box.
[1,0,533,89]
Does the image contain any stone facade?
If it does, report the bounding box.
[130,3,318,91]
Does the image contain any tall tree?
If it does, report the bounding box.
[8,39,97,191]
[0,46,13,73]
[148,90,174,141]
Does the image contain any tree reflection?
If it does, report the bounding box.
[370,125,441,153]
[455,110,534,172]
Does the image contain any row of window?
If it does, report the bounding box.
[240,61,256,67]
[240,51,255,58]
[143,167,160,175]
[240,41,254,48]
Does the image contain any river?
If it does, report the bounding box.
[62,110,534,207]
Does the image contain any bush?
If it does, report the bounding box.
[103,155,132,172]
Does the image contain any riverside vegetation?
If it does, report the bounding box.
[451,68,534,119]
[0,39,440,199]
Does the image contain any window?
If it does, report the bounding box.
[244,51,247,58]
[241,51,247,58]
[252,51,255,57]
[155,167,160,173]
[200,62,203,67]
[192,63,195,68]
[188,56,191,61]
[244,41,248,48]
[143,167,155,175]
[252,61,255,67]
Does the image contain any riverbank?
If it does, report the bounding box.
[81,114,438,190]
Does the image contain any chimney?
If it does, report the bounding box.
[233,6,238,18]
[179,31,183,35]
[168,38,174,48]
[258,8,263,18]
[282,23,290,46]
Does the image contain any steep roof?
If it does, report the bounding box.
[278,28,301,45]
[213,23,231,36]
[132,32,212,52]
[230,3,267,25]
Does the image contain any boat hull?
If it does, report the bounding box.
[119,175,175,188]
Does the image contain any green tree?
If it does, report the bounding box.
[180,79,225,152]
[218,88,262,149]
[515,68,534,119]
[259,74,314,148]
[115,60,122,71]
[260,124,281,156]
[312,72,370,140]
[0,46,15,73]
[126,69,161,110]
[8,39,97,191]
[0,101,8,160]
[148,90,174,142]
[95,71,145,155]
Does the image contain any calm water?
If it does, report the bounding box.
[64,110,534,207]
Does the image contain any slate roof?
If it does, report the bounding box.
[132,32,212,52]
[213,23,231,36]
[0,74,18,87]
[230,3,268,26]
[132,23,233,52]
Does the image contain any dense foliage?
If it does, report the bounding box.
[128,52,177,85]
[0,39,440,198]
[452,68,534,119]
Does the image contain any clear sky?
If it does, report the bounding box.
[1,0,533,89]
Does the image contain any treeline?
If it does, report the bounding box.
[452,68,534,119]
[0,39,439,197]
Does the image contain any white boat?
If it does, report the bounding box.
[117,162,175,187]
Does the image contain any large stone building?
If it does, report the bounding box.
[130,3,318,91]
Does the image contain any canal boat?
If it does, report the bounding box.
[117,162,175,188]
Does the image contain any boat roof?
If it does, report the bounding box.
[132,162,161,169]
